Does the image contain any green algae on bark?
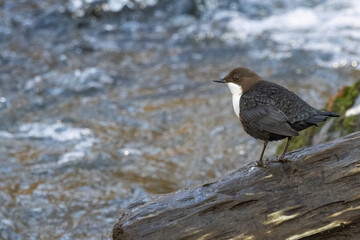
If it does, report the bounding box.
[328,81,360,114]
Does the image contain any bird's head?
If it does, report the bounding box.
[213,67,262,95]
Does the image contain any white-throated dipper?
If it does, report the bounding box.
[214,67,339,167]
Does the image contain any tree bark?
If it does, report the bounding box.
[113,131,360,240]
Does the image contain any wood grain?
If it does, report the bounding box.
[113,131,360,240]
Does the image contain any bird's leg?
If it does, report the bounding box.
[257,140,268,167]
[278,137,292,162]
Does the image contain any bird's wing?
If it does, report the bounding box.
[240,101,299,137]
[255,81,317,123]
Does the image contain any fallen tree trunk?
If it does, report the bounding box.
[113,131,360,240]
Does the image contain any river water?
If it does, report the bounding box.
[1,0,360,239]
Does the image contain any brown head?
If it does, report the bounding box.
[213,67,262,93]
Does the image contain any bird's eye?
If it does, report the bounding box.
[234,75,240,81]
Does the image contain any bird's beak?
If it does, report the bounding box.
[213,78,226,83]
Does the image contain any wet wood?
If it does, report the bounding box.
[113,131,360,240]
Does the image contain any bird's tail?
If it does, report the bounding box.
[306,110,339,126]
[319,110,340,118]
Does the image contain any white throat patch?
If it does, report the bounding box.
[226,82,243,117]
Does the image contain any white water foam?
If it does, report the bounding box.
[212,0,360,68]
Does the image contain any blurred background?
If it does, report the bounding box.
[1,0,360,239]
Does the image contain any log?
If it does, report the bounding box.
[113,131,360,240]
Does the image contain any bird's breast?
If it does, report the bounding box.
[226,82,243,118]
[232,94,241,117]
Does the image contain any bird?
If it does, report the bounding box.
[213,67,339,167]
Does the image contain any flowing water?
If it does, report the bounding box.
[1,0,360,239]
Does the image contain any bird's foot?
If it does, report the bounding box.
[256,160,267,168]
[277,157,291,163]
